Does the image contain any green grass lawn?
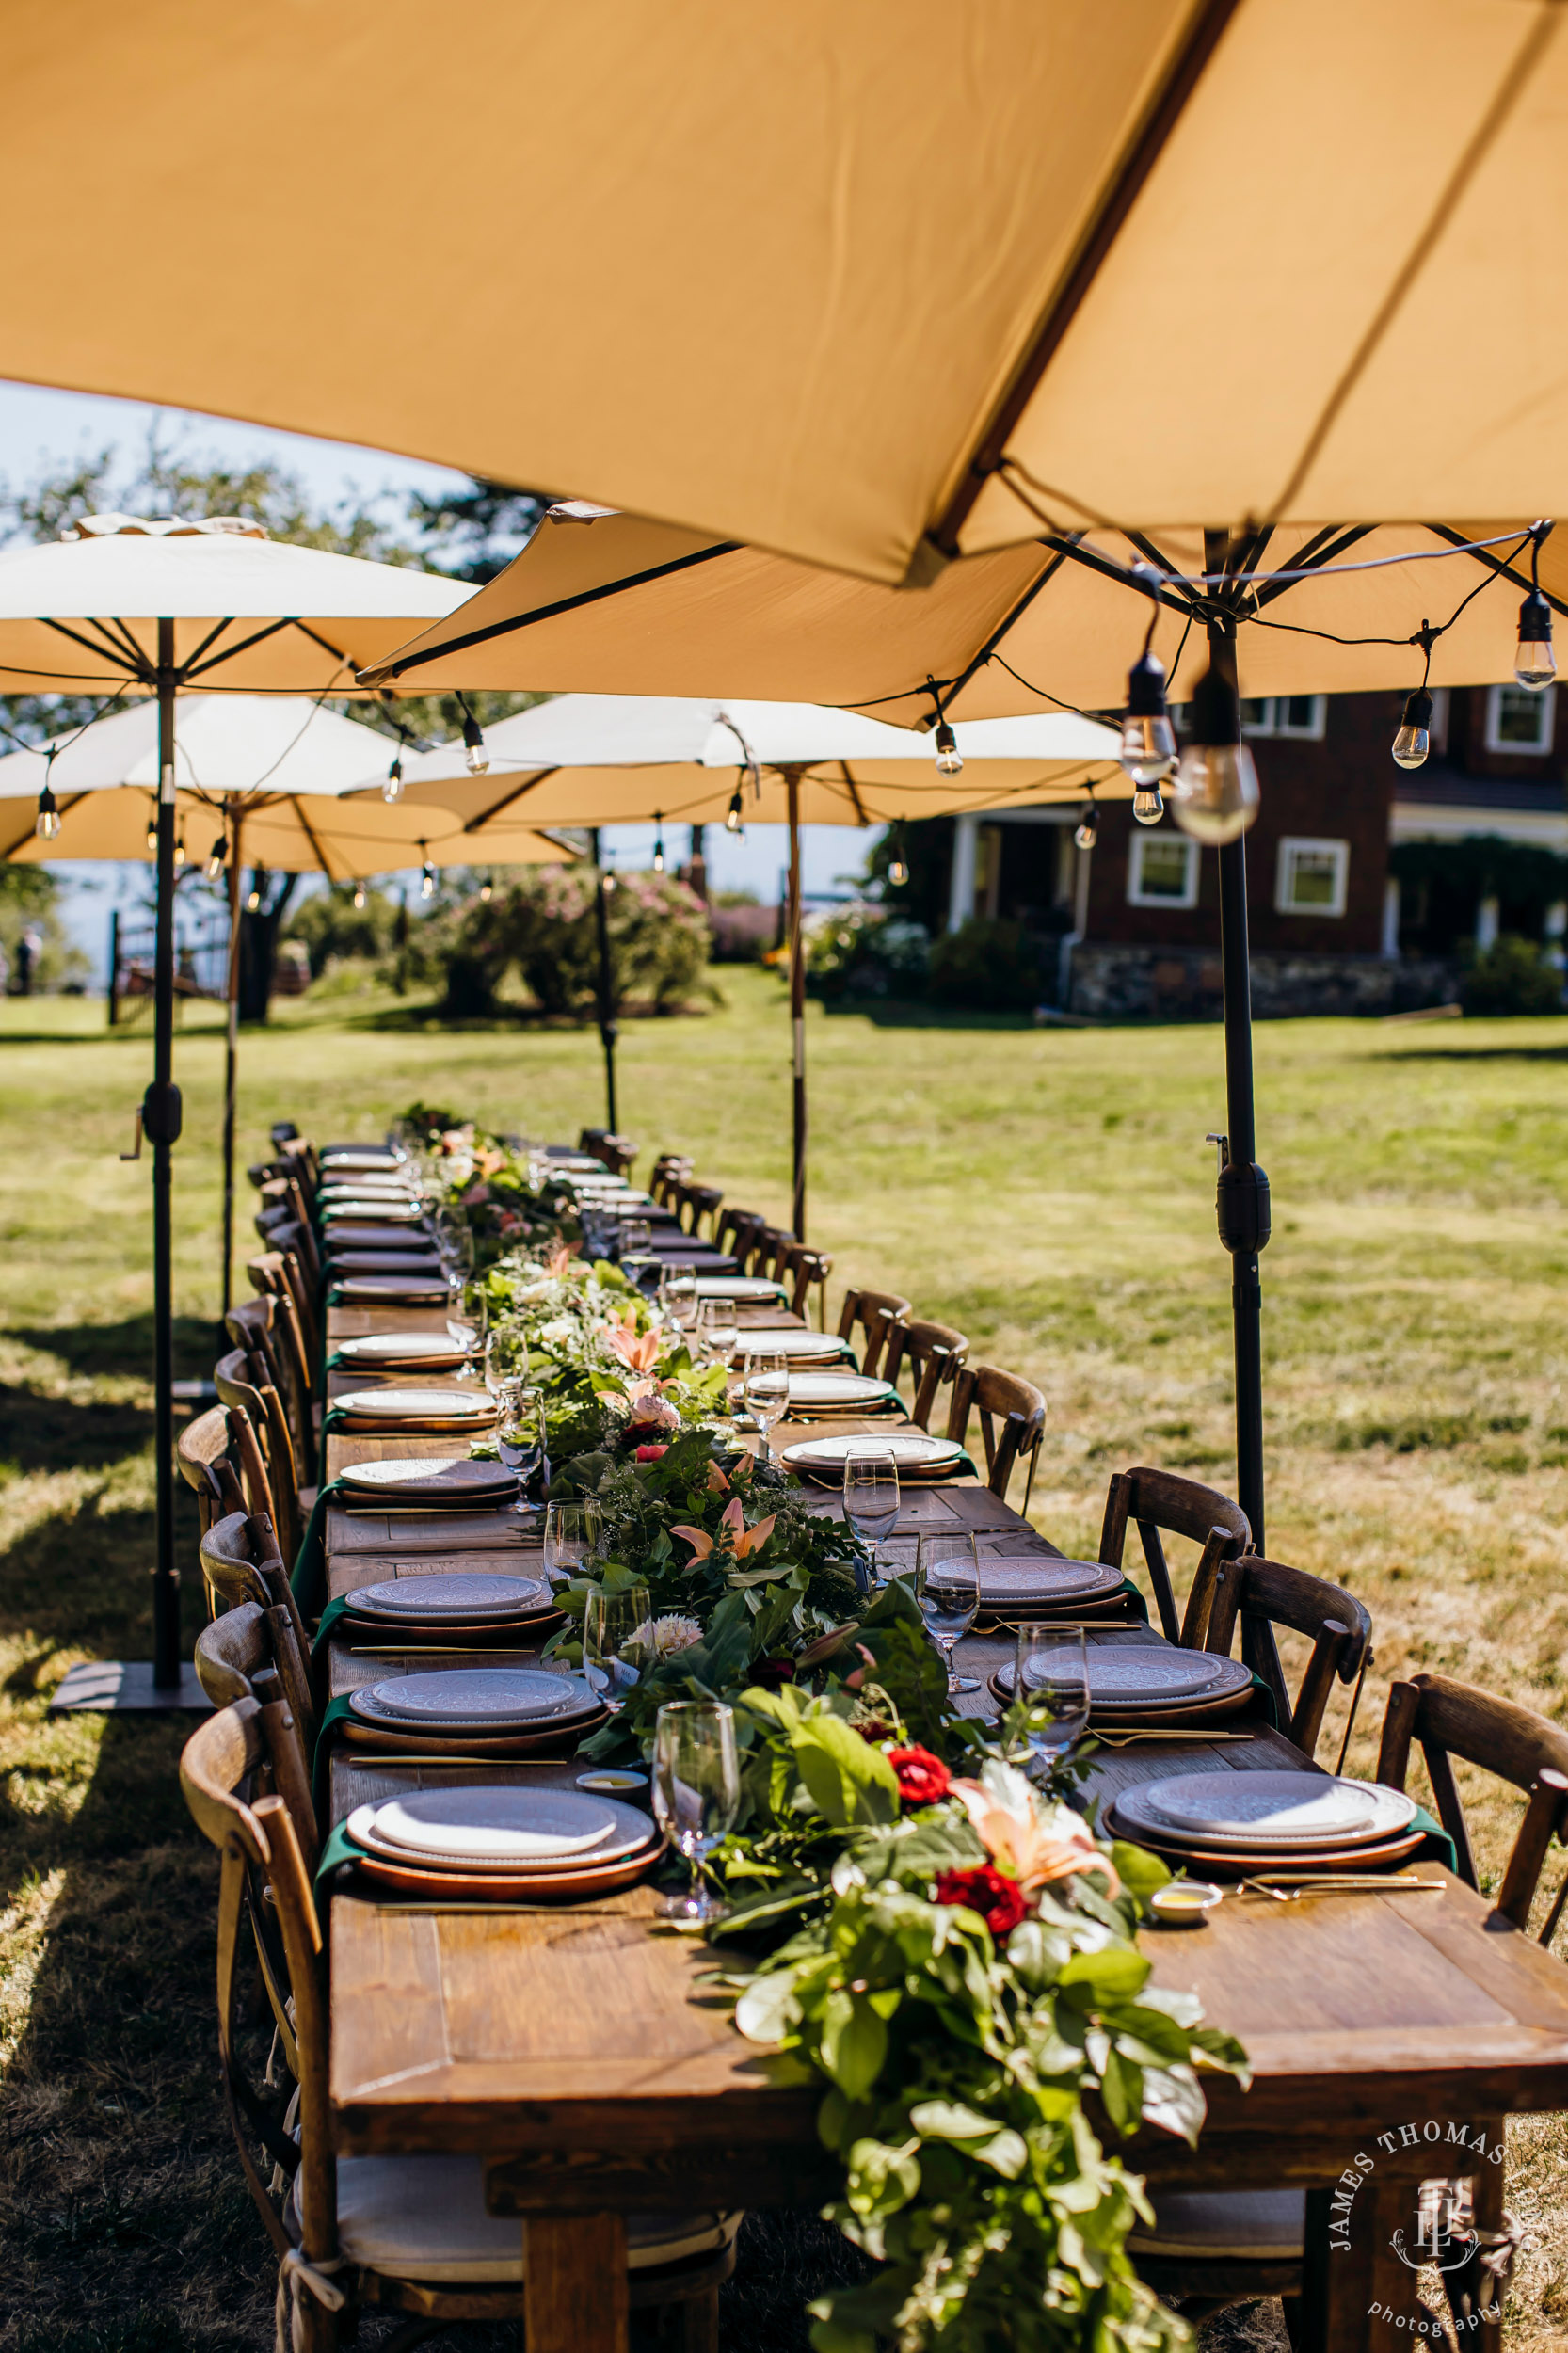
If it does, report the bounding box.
[3,968,1568,2347]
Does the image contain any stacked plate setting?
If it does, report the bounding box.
[332,1385,496,1433]
[344,1665,608,1759]
[334,1271,452,1303]
[337,1455,521,1512]
[1110,1770,1421,1876]
[727,1327,852,1363]
[335,1331,473,1374]
[340,1784,660,1898]
[773,1371,902,1418]
[694,1276,787,1302]
[781,1431,965,1482]
[993,1645,1257,1723]
[337,1570,563,1645]
[972,1554,1131,1616]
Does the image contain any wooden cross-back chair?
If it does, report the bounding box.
[778,1241,833,1331]
[882,1317,968,1433]
[258,1168,314,1232]
[193,1601,319,1872]
[578,1128,639,1178]
[674,1180,724,1240]
[259,1209,323,1292]
[1185,1552,1373,1762]
[648,1154,693,1209]
[1098,1465,1253,1650]
[279,1133,322,1194]
[837,1287,911,1379]
[229,1292,317,1487]
[199,1511,316,1749]
[747,1224,795,1282]
[714,1206,768,1267]
[945,1363,1046,1513]
[248,1247,322,1375]
[175,1404,248,1535]
[214,1350,304,1563]
[180,1701,742,2353]
[1379,1673,1568,1929]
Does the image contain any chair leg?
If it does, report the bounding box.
[679,2287,719,2353]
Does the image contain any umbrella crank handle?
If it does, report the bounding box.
[120,1108,144,1161]
[123,1080,184,1160]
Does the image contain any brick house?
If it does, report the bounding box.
[933,684,1568,1017]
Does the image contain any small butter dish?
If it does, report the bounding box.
[576,1769,648,1794]
[1149,1880,1223,1928]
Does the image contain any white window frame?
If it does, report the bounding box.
[1240,695,1327,740]
[1483,682,1556,756]
[1275,836,1349,919]
[1128,831,1200,909]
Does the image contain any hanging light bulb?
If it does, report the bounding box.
[1119,649,1177,784]
[35,785,60,841]
[383,752,404,803]
[460,707,488,774]
[887,824,909,888]
[420,847,436,898]
[478,875,493,903]
[933,718,963,776]
[1515,589,1556,690]
[652,814,665,873]
[173,833,187,870]
[352,881,367,909]
[1391,687,1433,771]
[146,818,158,853]
[246,885,262,912]
[726,787,744,835]
[1171,662,1260,844]
[202,833,226,880]
[1073,800,1098,852]
[1131,781,1165,826]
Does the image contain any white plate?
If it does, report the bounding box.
[347,1573,552,1622]
[778,1373,898,1407]
[321,1198,425,1221]
[321,1149,405,1169]
[335,1387,493,1421]
[336,1333,470,1363]
[781,1433,961,1471]
[975,1556,1128,1608]
[692,1277,787,1300]
[726,1327,849,1358]
[335,1275,449,1300]
[345,1790,656,1874]
[350,1667,596,1728]
[340,1456,518,1496]
[1138,1772,1416,1848]
[324,1226,435,1251]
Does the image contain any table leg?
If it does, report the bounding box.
[1299,2182,1432,2353]
[524,2212,628,2353]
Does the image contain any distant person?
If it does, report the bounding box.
[13,928,40,996]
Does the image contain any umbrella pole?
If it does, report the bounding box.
[1205,583,1269,1556]
[150,640,184,1688]
[220,811,242,1319]
[588,827,618,1130]
[786,769,807,1239]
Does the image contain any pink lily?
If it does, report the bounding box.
[670,1495,776,1563]
[606,1324,663,1376]
[950,1779,1118,1897]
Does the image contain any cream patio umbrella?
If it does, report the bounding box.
[0,691,568,1315]
[1,4,1566,587]
[0,513,472,1710]
[364,501,1568,1571]
[361,693,1120,1232]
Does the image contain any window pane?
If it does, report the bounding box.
[1138,840,1192,899]
[1278,696,1321,734]
[1493,686,1551,748]
[1286,848,1339,907]
[1240,697,1272,734]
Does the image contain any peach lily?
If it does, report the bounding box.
[950,1771,1118,1897]
[670,1495,776,1562]
[605,1323,663,1376]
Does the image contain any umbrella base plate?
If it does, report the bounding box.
[50,1660,213,1714]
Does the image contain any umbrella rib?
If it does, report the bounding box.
[837,763,871,826]
[287,794,337,881]
[926,0,1243,559]
[1426,524,1568,620]
[372,544,739,680]
[935,539,1091,716]
[286,618,358,672]
[176,616,237,673]
[1248,527,1373,612]
[460,768,562,833]
[37,617,149,680]
[182,617,296,678]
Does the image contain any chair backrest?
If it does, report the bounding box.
[1378,1672,1568,1933]
[279,1133,321,1193]
[579,1128,638,1177]
[268,1211,322,1289]
[175,1404,247,1532]
[199,1512,316,1746]
[1189,1552,1372,1760]
[1098,1465,1252,1648]
[836,1287,912,1379]
[180,1700,333,2265]
[678,1180,724,1239]
[778,1241,833,1331]
[946,1363,1046,1511]
[214,1348,302,1561]
[649,1154,693,1208]
[248,1247,321,1370]
[882,1316,968,1431]
[715,1204,767,1262]
[193,1597,269,1706]
[750,1224,796,1282]
[229,1292,315,1485]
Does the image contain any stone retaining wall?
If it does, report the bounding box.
[1065,945,1460,1021]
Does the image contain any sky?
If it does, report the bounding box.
[0,380,880,976]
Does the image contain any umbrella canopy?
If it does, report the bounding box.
[362,506,1565,725]
[0,5,1562,585]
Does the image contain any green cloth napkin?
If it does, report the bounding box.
[292,1478,350,1614]
[1408,1805,1458,1873]
[312,1690,368,1813]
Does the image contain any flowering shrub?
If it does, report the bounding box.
[803,903,931,1000]
[424,865,712,1016]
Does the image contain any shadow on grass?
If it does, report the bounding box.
[819,995,1037,1031]
[1372,1042,1568,1064]
[12,1315,218,1387]
[0,1386,153,1476]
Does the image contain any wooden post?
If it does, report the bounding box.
[786,769,807,1239]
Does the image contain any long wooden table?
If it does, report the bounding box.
[322,1298,1568,2353]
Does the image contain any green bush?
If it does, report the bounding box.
[927,916,1046,1011]
[428,867,711,1017]
[284,884,401,979]
[803,904,930,1000]
[1461,934,1565,1017]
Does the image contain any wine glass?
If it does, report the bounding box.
[651,1700,741,1927]
[483,1325,525,1402]
[698,1297,739,1368]
[742,1350,790,1462]
[659,1262,699,1334]
[1011,1625,1090,1776]
[495,1384,547,1513]
[447,1276,488,1379]
[583,1582,652,1715]
[842,1448,900,1591]
[543,1499,602,1585]
[917,1531,980,1695]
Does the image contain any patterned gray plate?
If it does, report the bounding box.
[346,1572,552,1623]
[345,1788,654,1873]
[349,1668,598,1729]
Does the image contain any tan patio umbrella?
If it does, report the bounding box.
[354,692,1119,1230]
[0,4,1565,584]
[364,501,1568,1571]
[0,513,472,1709]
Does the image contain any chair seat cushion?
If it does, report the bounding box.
[298,2156,739,2284]
[1128,2189,1304,2262]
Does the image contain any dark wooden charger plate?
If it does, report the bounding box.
[986,1667,1257,1728]
[342,1833,665,1901]
[336,1609,567,1646]
[1103,1814,1428,1880]
[341,1706,607,1758]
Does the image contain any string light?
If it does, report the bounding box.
[1171,664,1259,845]
[352,881,367,909]
[1515,589,1556,690]
[652,814,665,873]
[383,753,404,803]
[1390,630,1437,769]
[1119,649,1177,785]
[933,718,963,776]
[420,845,436,898]
[146,818,157,853]
[35,785,60,841]
[458,697,488,775]
[1131,779,1165,825]
[203,833,226,880]
[247,885,262,912]
[478,875,493,903]
[173,833,187,870]
[726,787,744,836]
[887,824,909,888]
[1073,799,1098,851]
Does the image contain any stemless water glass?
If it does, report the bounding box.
[917,1531,980,1695]
[842,1448,900,1590]
[698,1297,740,1368]
[742,1350,790,1461]
[583,1581,652,1715]
[447,1276,489,1378]
[495,1384,547,1512]
[651,1699,741,1927]
[543,1499,602,1585]
[659,1262,699,1333]
[1012,1625,1091,1776]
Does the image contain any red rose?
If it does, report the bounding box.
[635,1443,669,1462]
[934,1865,1028,1938]
[750,1655,796,1692]
[888,1746,952,1806]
